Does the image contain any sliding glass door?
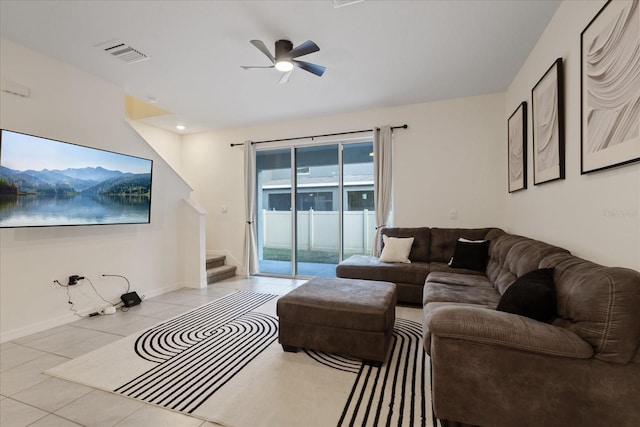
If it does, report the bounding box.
[342,142,376,260]
[256,149,292,275]
[295,145,340,276]
[256,140,374,277]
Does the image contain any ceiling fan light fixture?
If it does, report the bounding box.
[243,39,324,82]
[275,60,294,72]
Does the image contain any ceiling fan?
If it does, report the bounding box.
[241,39,326,84]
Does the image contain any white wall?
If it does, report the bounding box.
[182,93,506,270]
[505,0,640,271]
[0,38,196,341]
[128,116,207,290]
[128,120,186,180]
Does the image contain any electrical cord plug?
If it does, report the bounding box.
[68,275,84,286]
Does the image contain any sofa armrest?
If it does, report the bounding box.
[425,304,593,358]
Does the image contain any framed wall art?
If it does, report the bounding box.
[532,58,565,185]
[581,0,640,174]
[508,102,527,193]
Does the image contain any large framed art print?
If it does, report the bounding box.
[581,0,640,174]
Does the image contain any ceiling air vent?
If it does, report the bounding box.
[96,40,149,64]
[333,0,365,8]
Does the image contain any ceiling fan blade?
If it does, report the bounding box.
[289,40,320,58]
[293,60,326,77]
[250,39,275,63]
[241,65,275,69]
[278,71,293,84]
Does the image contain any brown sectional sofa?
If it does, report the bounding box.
[336,226,640,426]
[337,227,498,304]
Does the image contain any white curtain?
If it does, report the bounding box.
[372,125,393,256]
[243,141,259,276]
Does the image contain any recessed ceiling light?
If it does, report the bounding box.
[176,125,186,131]
[147,96,159,104]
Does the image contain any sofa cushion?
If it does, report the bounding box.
[541,252,640,364]
[429,262,487,277]
[422,302,497,353]
[426,271,494,288]
[484,228,506,243]
[496,268,557,323]
[488,234,570,295]
[379,235,414,263]
[430,228,495,263]
[336,255,430,285]
[423,282,501,307]
[380,227,430,262]
[424,302,593,358]
[449,238,490,272]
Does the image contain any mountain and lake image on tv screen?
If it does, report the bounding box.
[0,130,152,228]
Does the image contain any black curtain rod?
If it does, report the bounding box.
[229,124,408,147]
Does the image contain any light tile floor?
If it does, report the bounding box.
[0,275,306,427]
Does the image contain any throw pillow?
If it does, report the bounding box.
[496,268,557,323]
[379,235,414,263]
[449,238,490,272]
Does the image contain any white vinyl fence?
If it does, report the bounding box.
[262,209,376,254]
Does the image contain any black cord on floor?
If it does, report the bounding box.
[54,274,135,316]
[53,279,82,317]
[83,277,117,306]
[102,274,131,294]
[101,274,135,311]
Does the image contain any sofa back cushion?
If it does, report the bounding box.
[484,228,506,244]
[380,227,430,262]
[541,252,640,364]
[429,228,496,264]
[487,234,569,294]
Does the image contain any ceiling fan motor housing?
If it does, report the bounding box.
[275,39,293,60]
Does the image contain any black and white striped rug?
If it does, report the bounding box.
[116,291,278,413]
[47,291,431,426]
[338,318,428,426]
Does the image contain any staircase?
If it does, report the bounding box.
[206,255,237,284]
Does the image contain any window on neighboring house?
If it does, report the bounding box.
[266,191,334,211]
[267,193,291,211]
[347,190,374,210]
[296,191,333,211]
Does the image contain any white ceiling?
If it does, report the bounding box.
[0,0,560,134]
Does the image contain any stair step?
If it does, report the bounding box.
[207,265,237,284]
[206,255,226,270]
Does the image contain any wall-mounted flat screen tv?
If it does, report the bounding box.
[0,129,153,228]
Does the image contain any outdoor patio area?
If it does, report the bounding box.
[258,260,337,278]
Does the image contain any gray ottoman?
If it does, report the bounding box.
[276,277,397,366]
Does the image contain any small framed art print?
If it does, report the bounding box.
[532,58,565,185]
[508,102,527,193]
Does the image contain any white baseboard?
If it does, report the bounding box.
[177,280,206,289]
[0,282,186,344]
[0,312,78,344]
[140,283,184,300]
